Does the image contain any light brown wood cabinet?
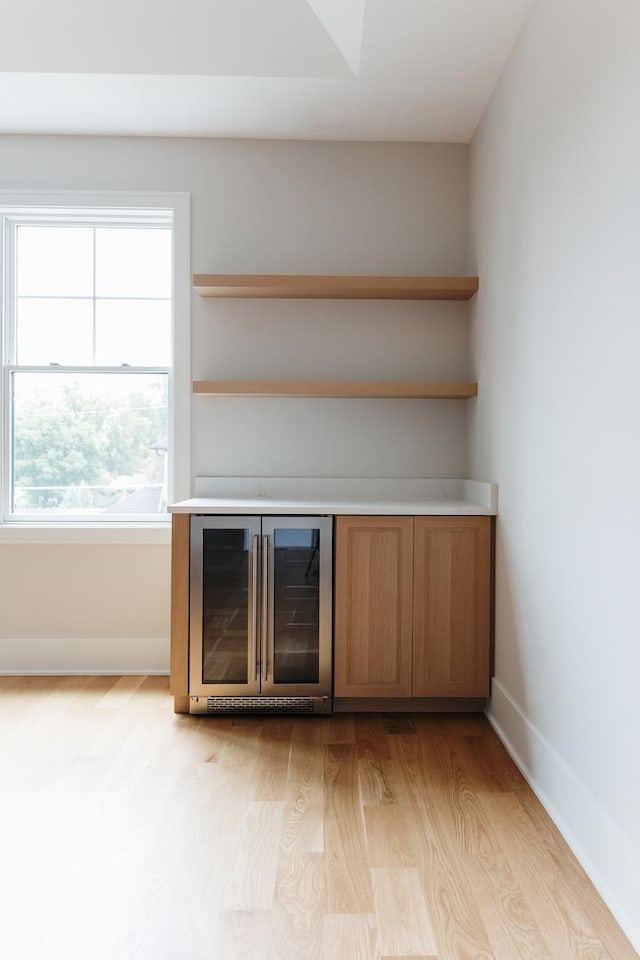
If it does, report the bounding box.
[413,516,491,697]
[334,517,414,697]
[334,515,492,701]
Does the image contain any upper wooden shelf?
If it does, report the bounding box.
[193,380,478,399]
[192,274,479,301]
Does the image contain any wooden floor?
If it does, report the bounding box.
[0,677,636,960]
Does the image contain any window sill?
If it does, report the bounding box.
[0,522,172,545]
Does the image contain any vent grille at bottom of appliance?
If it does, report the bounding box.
[190,696,331,715]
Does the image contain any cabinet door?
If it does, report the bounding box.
[413,517,491,697]
[334,516,413,698]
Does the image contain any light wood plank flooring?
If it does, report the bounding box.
[0,676,636,960]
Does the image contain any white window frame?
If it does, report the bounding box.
[0,190,190,543]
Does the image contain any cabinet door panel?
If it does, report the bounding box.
[334,516,413,698]
[413,517,491,697]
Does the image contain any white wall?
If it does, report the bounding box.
[469,0,640,947]
[0,137,470,669]
[186,139,470,481]
[0,542,171,673]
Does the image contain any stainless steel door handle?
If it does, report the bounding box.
[262,533,269,682]
[251,534,259,681]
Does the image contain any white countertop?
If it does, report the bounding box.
[169,477,498,516]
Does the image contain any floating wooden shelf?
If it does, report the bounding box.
[193,380,478,399]
[192,274,478,301]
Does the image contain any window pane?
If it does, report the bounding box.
[95,228,171,298]
[11,372,168,517]
[16,226,93,297]
[16,298,93,365]
[95,299,171,366]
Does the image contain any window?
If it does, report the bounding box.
[0,194,189,529]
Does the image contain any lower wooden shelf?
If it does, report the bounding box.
[192,380,477,399]
[192,273,479,300]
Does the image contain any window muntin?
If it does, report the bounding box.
[3,210,175,523]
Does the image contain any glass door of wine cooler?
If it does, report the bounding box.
[261,516,332,698]
[190,516,262,697]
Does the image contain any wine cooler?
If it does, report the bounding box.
[188,515,333,714]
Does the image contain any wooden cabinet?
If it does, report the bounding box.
[334,515,492,702]
[413,517,491,697]
[174,510,493,712]
[334,517,414,697]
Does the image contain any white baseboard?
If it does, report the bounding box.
[0,636,169,675]
[487,677,640,954]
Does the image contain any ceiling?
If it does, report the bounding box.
[0,0,534,141]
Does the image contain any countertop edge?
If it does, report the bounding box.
[168,498,497,516]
